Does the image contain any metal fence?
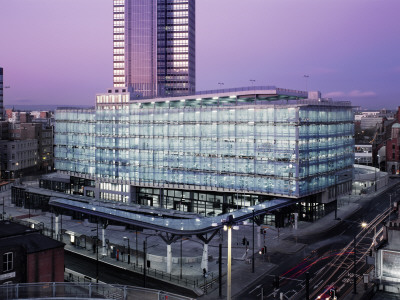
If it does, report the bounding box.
[0,282,195,300]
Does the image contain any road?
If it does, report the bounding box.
[237,182,400,300]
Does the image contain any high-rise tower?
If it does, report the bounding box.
[113,0,195,98]
[0,67,3,121]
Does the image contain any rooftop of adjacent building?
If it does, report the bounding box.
[0,220,64,253]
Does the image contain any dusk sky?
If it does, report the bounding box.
[1,0,399,109]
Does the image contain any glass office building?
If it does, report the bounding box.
[113,0,195,97]
[53,87,354,222]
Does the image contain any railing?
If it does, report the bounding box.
[0,282,195,300]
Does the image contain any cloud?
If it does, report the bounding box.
[324,91,345,98]
[324,90,376,98]
[348,90,377,97]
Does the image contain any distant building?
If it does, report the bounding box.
[0,139,38,179]
[113,0,196,97]
[0,221,64,284]
[0,110,54,179]
[360,116,383,130]
[8,122,54,172]
[355,144,373,165]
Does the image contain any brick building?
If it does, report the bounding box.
[372,107,400,172]
[386,123,400,174]
[0,221,64,284]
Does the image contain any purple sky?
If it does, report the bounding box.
[1,0,400,109]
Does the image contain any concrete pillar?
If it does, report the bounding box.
[294,213,298,230]
[201,243,209,272]
[257,226,261,248]
[55,215,59,240]
[102,227,106,256]
[167,244,172,273]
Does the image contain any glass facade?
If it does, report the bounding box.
[55,89,354,204]
[113,0,195,97]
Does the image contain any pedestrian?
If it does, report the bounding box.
[203,268,207,278]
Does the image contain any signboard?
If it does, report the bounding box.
[0,272,16,281]
[382,250,400,279]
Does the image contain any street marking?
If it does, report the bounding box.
[249,284,262,294]
[315,267,325,275]
[314,280,323,289]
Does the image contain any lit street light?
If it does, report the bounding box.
[213,214,241,300]
[91,221,99,283]
[248,207,255,273]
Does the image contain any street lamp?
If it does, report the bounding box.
[213,214,241,300]
[91,221,99,283]
[304,75,310,91]
[339,219,367,294]
[248,207,255,273]
[143,235,154,288]
[250,79,255,89]
[123,237,130,264]
[1,197,5,220]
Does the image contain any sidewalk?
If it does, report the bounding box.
[2,178,399,299]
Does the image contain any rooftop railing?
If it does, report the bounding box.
[0,282,194,300]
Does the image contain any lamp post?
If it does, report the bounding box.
[136,230,138,265]
[123,237,130,264]
[304,75,309,92]
[389,194,392,223]
[248,207,255,273]
[250,79,255,89]
[2,197,4,220]
[91,221,99,283]
[375,154,380,191]
[334,174,338,220]
[180,236,183,279]
[143,235,153,288]
[213,214,240,300]
[226,223,232,300]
